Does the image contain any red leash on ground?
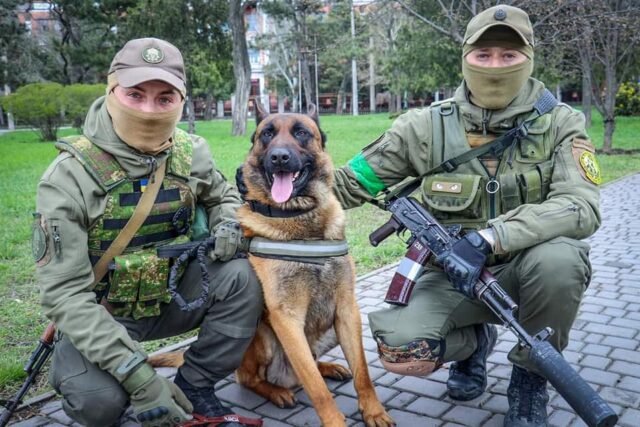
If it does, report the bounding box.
[182,413,263,427]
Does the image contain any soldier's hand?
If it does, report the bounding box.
[437,230,492,299]
[123,364,193,427]
[211,220,245,262]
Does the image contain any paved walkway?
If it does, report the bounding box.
[9,174,640,427]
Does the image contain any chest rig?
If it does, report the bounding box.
[56,129,195,319]
[422,95,556,234]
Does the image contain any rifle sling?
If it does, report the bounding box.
[93,161,168,313]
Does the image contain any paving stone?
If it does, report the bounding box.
[217,382,268,410]
[582,323,636,338]
[9,417,52,427]
[581,343,611,357]
[617,376,640,393]
[549,409,577,427]
[481,394,509,413]
[578,354,611,370]
[619,408,640,427]
[442,405,492,427]
[386,391,418,409]
[284,407,322,426]
[386,409,440,426]
[405,396,452,418]
[601,336,639,350]
[48,410,74,425]
[483,414,506,427]
[392,377,447,399]
[39,400,63,416]
[599,386,640,408]
[253,401,305,420]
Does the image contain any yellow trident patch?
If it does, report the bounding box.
[579,151,602,185]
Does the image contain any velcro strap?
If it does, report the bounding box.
[182,413,263,426]
[248,237,348,258]
[533,89,558,116]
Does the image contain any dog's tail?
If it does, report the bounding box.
[148,351,185,368]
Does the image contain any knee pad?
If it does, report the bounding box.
[375,336,444,377]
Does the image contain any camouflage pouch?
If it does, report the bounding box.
[108,249,171,319]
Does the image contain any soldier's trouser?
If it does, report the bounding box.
[369,237,591,376]
[49,258,263,426]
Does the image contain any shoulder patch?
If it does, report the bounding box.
[572,138,601,185]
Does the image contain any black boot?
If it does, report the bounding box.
[446,323,497,401]
[174,370,255,426]
[504,365,549,427]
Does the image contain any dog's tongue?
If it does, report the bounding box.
[271,172,294,203]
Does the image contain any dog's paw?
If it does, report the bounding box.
[318,362,353,381]
[361,402,395,427]
[268,387,297,408]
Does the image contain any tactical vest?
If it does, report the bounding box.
[422,99,554,234]
[56,129,195,319]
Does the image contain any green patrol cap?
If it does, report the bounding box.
[463,5,534,47]
[108,37,186,93]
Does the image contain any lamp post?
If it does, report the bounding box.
[350,1,358,116]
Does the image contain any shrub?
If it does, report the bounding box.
[615,81,640,116]
[2,83,66,141]
[65,84,106,132]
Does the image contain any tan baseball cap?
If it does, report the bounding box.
[108,38,186,93]
[463,5,534,47]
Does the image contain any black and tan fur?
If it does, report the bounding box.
[151,104,393,427]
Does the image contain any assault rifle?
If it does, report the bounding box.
[0,323,56,427]
[370,196,618,427]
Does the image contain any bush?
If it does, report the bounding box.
[616,81,640,116]
[65,84,106,132]
[2,83,66,141]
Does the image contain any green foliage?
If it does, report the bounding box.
[65,84,107,131]
[615,82,640,116]
[2,83,66,141]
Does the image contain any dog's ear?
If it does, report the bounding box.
[306,103,326,148]
[307,103,319,124]
[255,99,269,126]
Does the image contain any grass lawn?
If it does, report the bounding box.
[1,111,638,400]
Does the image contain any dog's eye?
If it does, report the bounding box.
[262,130,273,139]
[295,130,309,138]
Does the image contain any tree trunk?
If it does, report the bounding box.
[186,89,196,134]
[578,43,593,127]
[601,62,618,153]
[230,0,251,136]
[204,93,214,121]
[336,73,348,115]
[369,36,376,113]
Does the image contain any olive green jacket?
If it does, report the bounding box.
[35,96,241,382]
[334,78,601,254]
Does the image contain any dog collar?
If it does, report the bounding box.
[247,199,314,218]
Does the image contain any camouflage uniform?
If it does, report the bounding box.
[333,76,601,374]
[34,97,263,426]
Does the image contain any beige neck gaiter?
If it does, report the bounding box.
[462,59,533,110]
[105,77,184,155]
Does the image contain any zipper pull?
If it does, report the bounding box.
[52,225,62,258]
[147,157,158,184]
[486,177,500,194]
[482,109,489,136]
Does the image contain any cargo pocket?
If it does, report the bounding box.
[421,174,484,224]
[500,173,522,212]
[49,337,88,392]
[107,254,140,318]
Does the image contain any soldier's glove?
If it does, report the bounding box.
[123,363,193,427]
[211,220,245,262]
[437,230,493,299]
[235,164,248,200]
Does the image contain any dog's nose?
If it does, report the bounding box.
[270,148,290,166]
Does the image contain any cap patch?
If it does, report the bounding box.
[494,8,507,21]
[142,47,164,64]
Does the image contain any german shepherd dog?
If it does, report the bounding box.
[150,104,393,427]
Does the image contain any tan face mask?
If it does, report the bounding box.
[462,58,533,110]
[106,88,184,155]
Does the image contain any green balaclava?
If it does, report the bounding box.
[461,5,535,110]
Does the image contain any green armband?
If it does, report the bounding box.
[348,153,386,196]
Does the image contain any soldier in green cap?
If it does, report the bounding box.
[333,5,601,427]
[33,38,263,427]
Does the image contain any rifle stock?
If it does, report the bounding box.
[370,196,618,427]
[0,323,56,427]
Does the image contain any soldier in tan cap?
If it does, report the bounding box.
[33,38,263,426]
[332,5,601,427]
